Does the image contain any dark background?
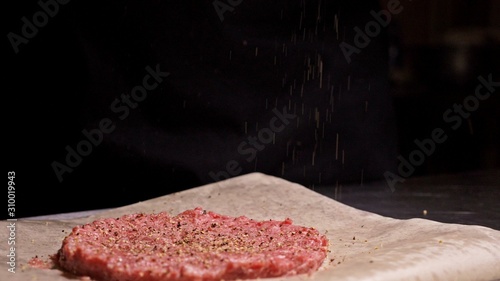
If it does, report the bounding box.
[4,0,499,219]
[384,0,500,175]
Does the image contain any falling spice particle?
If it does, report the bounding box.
[360,169,364,186]
[334,14,339,39]
[335,133,339,160]
[467,118,474,135]
[319,60,323,88]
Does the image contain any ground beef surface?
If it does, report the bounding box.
[57,207,329,281]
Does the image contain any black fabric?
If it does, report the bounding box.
[6,0,397,218]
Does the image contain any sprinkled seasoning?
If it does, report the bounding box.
[56,207,329,281]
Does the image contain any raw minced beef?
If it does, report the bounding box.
[56,207,329,281]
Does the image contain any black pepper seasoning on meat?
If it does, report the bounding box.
[56,207,329,281]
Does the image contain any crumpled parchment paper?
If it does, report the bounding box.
[1,173,500,281]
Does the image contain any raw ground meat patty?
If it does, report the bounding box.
[56,207,329,281]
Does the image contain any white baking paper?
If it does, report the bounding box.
[1,173,499,281]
